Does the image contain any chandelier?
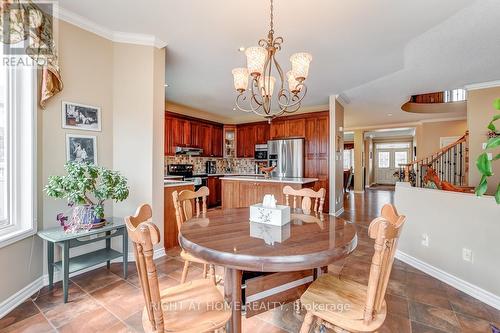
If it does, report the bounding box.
[231,0,312,122]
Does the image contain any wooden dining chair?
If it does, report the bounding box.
[172,186,217,284]
[283,185,326,214]
[299,204,406,333]
[125,204,231,333]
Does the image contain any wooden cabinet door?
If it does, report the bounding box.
[317,116,329,158]
[246,125,256,157]
[222,180,240,209]
[270,121,287,139]
[254,123,270,144]
[212,126,223,157]
[165,116,173,156]
[190,121,201,148]
[236,126,247,158]
[207,176,217,207]
[214,177,222,206]
[200,124,213,156]
[172,117,191,147]
[239,181,259,206]
[287,118,306,137]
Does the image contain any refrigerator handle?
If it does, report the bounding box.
[282,141,287,176]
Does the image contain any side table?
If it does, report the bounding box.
[38,217,128,303]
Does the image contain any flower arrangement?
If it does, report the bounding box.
[475,99,500,204]
[45,162,129,224]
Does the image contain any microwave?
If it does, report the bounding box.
[254,144,268,160]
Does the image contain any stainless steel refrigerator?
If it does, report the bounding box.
[267,138,304,178]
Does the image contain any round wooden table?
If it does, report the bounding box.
[179,208,358,333]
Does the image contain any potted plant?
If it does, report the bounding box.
[475,98,500,204]
[45,162,129,226]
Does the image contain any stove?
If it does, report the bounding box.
[167,164,207,190]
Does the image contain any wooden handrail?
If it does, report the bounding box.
[401,131,468,167]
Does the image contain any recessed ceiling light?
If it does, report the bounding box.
[164,84,169,87]
[387,113,393,116]
[238,46,245,52]
[232,107,236,111]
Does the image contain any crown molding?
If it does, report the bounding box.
[465,80,500,91]
[334,94,350,108]
[57,6,167,48]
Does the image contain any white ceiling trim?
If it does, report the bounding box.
[56,6,167,48]
[465,80,500,91]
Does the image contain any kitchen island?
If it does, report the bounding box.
[221,176,318,209]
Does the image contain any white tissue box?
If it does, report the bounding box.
[249,204,291,226]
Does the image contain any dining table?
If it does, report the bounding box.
[178,207,358,333]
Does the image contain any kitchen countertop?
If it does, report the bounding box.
[164,180,195,188]
[164,175,184,180]
[193,173,265,177]
[221,176,318,184]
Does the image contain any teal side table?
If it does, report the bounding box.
[38,217,128,303]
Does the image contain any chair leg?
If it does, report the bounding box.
[181,260,190,284]
[314,317,324,333]
[209,264,216,285]
[300,311,315,333]
[203,264,208,279]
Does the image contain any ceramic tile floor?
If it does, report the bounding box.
[1,188,499,332]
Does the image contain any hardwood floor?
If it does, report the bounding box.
[2,188,499,332]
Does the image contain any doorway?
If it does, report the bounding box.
[374,142,411,185]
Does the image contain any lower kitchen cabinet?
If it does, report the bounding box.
[164,183,195,249]
[207,176,221,207]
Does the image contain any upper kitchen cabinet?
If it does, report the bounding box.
[164,112,223,157]
[236,122,270,158]
[270,117,306,139]
[254,123,270,144]
[270,120,287,139]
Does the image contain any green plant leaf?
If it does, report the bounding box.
[485,137,500,149]
[475,175,488,196]
[487,113,500,132]
[494,99,500,110]
[494,153,500,161]
[476,153,493,176]
[496,184,500,204]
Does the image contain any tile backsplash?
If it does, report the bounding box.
[165,156,258,174]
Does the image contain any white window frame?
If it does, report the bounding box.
[0,54,37,248]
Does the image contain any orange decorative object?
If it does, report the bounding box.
[260,166,276,178]
[423,167,474,193]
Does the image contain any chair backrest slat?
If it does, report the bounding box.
[125,204,164,332]
[363,204,406,325]
[283,186,326,214]
[172,186,209,230]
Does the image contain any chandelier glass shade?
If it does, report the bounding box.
[231,0,312,122]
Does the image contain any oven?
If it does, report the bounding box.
[254,144,268,160]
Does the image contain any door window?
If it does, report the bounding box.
[394,151,408,167]
[378,152,390,168]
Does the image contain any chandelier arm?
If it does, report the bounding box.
[249,77,263,106]
[261,54,273,115]
[277,83,308,108]
[273,54,285,93]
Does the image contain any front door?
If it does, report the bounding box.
[375,143,411,185]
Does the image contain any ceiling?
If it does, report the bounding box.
[344,128,416,142]
[57,0,500,127]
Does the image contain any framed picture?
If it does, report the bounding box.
[62,101,101,131]
[66,134,98,165]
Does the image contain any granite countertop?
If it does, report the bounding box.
[164,175,184,180]
[193,173,265,177]
[221,176,318,184]
[164,180,195,188]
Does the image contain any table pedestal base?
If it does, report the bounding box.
[224,268,243,333]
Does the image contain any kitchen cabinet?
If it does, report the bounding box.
[236,122,269,158]
[164,183,195,249]
[287,118,306,137]
[270,120,287,139]
[211,126,223,157]
[207,176,221,207]
[165,112,224,157]
[254,123,270,144]
[221,179,313,209]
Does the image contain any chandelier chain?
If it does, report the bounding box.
[270,0,274,33]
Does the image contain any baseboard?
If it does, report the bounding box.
[396,250,500,310]
[334,207,344,217]
[0,276,44,319]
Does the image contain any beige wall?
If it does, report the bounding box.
[468,86,500,193]
[415,120,467,160]
[166,101,231,124]
[0,20,165,305]
[329,97,344,214]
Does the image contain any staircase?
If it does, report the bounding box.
[400,131,469,188]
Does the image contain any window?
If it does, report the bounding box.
[444,89,467,103]
[375,142,411,149]
[343,149,354,170]
[394,151,408,167]
[0,46,37,248]
[378,152,390,168]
